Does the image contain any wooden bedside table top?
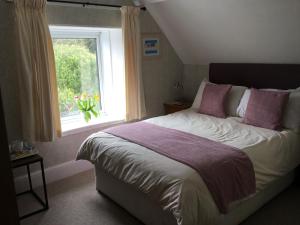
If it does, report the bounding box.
[164,101,191,107]
[164,101,192,114]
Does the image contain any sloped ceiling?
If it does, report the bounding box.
[144,0,300,64]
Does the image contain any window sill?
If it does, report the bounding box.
[61,117,125,137]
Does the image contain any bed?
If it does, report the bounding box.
[77,63,300,225]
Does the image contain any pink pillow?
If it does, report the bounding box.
[243,89,289,130]
[198,83,232,118]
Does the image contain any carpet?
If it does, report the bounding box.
[19,170,300,225]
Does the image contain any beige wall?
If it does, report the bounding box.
[182,64,208,101]
[47,4,121,28]
[0,3,183,172]
[139,10,183,117]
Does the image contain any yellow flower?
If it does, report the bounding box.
[94,95,100,101]
[81,93,87,100]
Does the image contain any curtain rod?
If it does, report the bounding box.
[4,0,146,11]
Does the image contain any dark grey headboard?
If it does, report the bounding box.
[209,63,300,89]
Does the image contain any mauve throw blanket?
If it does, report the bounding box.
[103,122,256,213]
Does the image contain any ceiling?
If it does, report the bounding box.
[144,0,300,64]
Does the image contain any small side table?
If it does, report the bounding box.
[164,101,192,115]
[12,154,49,220]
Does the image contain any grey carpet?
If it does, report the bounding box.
[20,170,300,225]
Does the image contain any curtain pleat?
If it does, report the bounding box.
[14,0,61,142]
[121,6,146,121]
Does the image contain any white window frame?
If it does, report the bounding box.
[50,26,125,135]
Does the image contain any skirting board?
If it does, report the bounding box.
[14,160,93,193]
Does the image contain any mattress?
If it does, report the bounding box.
[77,109,300,225]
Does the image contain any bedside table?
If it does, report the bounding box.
[164,101,192,114]
[12,154,49,219]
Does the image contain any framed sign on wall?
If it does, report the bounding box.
[142,33,161,59]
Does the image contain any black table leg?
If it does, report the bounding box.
[40,159,49,209]
[26,164,33,191]
[14,156,50,220]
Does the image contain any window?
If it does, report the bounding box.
[50,26,125,132]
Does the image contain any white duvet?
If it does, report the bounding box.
[77,109,300,225]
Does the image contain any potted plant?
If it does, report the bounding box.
[75,93,100,122]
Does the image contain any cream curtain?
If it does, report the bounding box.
[14,0,61,142]
[121,6,146,121]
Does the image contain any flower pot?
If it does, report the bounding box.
[81,111,92,123]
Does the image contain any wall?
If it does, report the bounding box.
[47,3,121,28]
[140,10,183,117]
[1,3,183,179]
[182,64,208,101]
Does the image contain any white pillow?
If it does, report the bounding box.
[226,85,247,116]
[236,89,251,117]
[282,89,300,131]
[191,80,207,109]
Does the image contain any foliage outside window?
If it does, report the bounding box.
[53,38,101,119]
[50,26,125,132]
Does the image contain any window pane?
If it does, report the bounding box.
[52,38,101,118]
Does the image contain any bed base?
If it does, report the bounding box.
[96,167,177,225]
[95,167,294,225]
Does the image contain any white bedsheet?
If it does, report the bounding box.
[146,109,300,190]
[77,109,300,225]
